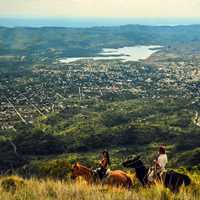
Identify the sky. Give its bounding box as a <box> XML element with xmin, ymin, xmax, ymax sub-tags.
<box><xmin>0</xmin><ymin>0</ymin><xmax>200</xmax><ymax>18</ymax></box>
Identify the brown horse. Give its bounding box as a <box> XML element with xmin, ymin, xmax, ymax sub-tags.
<box><xmin>71</xmin><ymin>163</ymin><xmax>132</xmax><ymax>188</ymax></box>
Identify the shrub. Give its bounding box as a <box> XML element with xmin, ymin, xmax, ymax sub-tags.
<box><xmin>1</xmin><ymin>176</ymin><xmax>25</xmax><ymax>193</ymax></box>
<box><xmin>18</xmin><ymin>159</ymin><xmax>71</xmax><ymax>179</ymax></box>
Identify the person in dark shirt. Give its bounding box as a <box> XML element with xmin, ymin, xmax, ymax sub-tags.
<box><xmin>96</xmin><ymin>150</ymin><xmax>110</xmax><ymax>179</ymax></box>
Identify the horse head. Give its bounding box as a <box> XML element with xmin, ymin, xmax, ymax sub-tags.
<box><xmin>71</xmin><ymin>162</ymin><xmax>93</xmax><ymax>181</ymax></box>
<box><xmin>122</xmin><ymin>155</ymin><xmax>142</xmax><ymax>168</ymax></box>
<box><xmin>71</xmin><ymin>162</ymin><xmax>80</xmax><ymax>179</ymax></box>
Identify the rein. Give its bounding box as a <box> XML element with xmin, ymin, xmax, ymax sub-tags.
<box><xmin>127</xmin><ymin>164</ymin><xmax>147</xmax><ymax>169</ymax></box>
<box><xmin>126</xmin><ymin>163</ymin><xmax>149</xmax><ymax>185</ymax></box>
<box><xmin>134</xmin><ymin>165</ymin><xmax>146</xmax><ymax>169</ymax></box>
<box><xmin>78</xmin><ymin>165</ymin><xmax>93</xmax><ymax>179</ymax></box>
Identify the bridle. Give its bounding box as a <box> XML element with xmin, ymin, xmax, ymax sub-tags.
<box><xmin>125</xmin><ymin>161</ymin><xmax>149</xmax><ymax>184</ymax></box>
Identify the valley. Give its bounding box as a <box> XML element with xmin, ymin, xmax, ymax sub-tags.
<box><xmin>0</xmin><ymin>25</ymin><xmax>199</xmax><ymax>176</ymax></box>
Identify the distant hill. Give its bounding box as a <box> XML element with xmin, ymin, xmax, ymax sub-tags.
<box><xmin>1</xmin><ymin>25</ymin><xmax>200</xmax><ymax>58</ymax></box>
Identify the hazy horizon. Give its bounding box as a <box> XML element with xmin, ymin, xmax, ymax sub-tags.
<box><xmin>1</xmin><ymin>0</ymin><xmax>200</xmax><ymax>27</ymax></box>
<box><xmin>1</xmin><ymin>17</ymin><xmax>200</xmax><ymax>28</ymax></box>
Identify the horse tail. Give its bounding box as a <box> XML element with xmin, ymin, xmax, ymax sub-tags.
<box><xmin>183</xmin><ymin>174</ymin><xmax>191</xmax><ymax>186</ymax></box>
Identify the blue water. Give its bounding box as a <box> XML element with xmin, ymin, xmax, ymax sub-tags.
<box><xmin>0</xmin><ymin>17</ymin><xmax>200</xmax><ymax>28</ymax></box>
<box><xmin>59</xmin><ymin>45</ymin><xmax>162</xmax><ymax>63</ymax></box>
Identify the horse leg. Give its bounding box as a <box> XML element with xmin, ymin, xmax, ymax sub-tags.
<box><xmin>126</xmin><ymin>176</ymin><xmax>133</xmax><ymax>189</ymax></box>
<box><xmin>172</xmin><ymin>176</ymin><xmax>181</xmax><ymax>193</ymax></box>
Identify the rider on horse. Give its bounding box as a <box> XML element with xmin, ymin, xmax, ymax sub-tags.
<box><xmin>148</xmin><ymin>145</ymin><xmax>168</xmax><ymax>182</ymax></box>
<box><xmin>95</xmin><ymin>150</ymin><xmax>110</xmax><ymax>180</ymax></box>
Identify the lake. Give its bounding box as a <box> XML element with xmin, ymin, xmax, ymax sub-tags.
<box><xmin>59</xmin><ymin>45</ymin><xmax>162</xmax><ymax>63</ymax></box>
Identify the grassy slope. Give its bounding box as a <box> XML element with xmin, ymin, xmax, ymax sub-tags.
<box><xmin>0</xmin><ymin>173</ymin><xmax>199</xmax><ymax>200</ymax></box>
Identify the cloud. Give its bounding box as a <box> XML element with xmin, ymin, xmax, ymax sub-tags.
<box><xmin>0</xmin><ymin>0</ymin><xmax>200</xmax><ymax>17</ymax></box>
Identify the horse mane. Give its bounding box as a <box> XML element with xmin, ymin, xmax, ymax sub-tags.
<box><xmin>125</xmin><ymin>159</ymin><xmax>148</xmax><ymax>186</ymax></box>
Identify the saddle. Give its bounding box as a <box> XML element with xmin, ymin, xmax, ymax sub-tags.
<box><xmin>93</xmin><ymin>167</ymin><xmax>110</xmax><ymax>180</ymax></box>
<box><xmin>147</xmin><ymin>167</ymin><xmax>167</xmax><ymax>183</ymax></box>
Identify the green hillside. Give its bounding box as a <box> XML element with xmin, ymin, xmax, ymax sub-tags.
<box><xmin>1</xmin><ymin>25</ymin><xmax>200</xmax><ymax>58</ymax></box>
<box><xmin>0</xmin><ymin>97</ymin><xmax>199</xmax><ymax>176</ymax></box>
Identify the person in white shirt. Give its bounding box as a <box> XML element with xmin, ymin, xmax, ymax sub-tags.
<box><xmin>148</xmin><ymin>145</ymin><xmax>168</xmax><ymax>182</ymax></box>
<box><xmin>156</xmin><ymin>146</ymin><xmax>168</xmax><ymax>171</ymax></box>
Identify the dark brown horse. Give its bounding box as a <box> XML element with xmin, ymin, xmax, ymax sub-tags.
<box><xmin>71</xmin><ymin>162</ymin><xmax>132</xmax><ymax>188</ymax></box>
<box><xmin>122</xmin><ymin>156</ymin><xmax>191</xmax><ymax>192</ymax></box>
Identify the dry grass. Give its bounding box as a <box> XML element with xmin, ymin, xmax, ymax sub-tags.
<box><xmin>0</xmin><ymin>174</ymin><xmax>199</xmax><ymax>200</ymax></box>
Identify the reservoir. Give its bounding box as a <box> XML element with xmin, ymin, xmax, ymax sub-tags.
<box><xmin>59</xmin><ymin>45</ymin><xmax>162</xmax><ymax>63</ymax></box>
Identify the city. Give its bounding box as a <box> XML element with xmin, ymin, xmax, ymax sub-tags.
<box><xmin>1</xmin><ymin>47</ymin><xmax>200</xmax><ymax>129</ymax></box>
